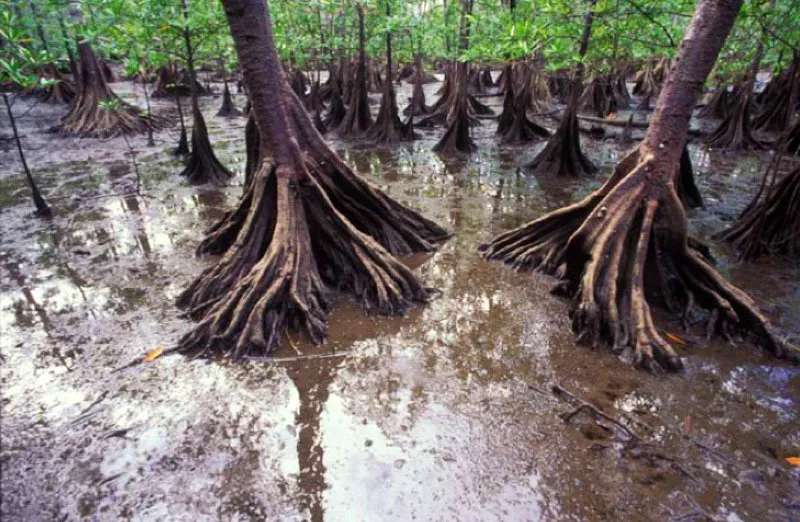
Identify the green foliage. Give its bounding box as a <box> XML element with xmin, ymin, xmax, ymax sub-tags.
<box><xmin>0</xmin><ymin>4</ymin><xmax>50</xmax><ymax>88</ymax></box>
<box><xmin>4</xmin><ymin>0</ymin><xmax>798</xmax><ymax>86</ymax></box>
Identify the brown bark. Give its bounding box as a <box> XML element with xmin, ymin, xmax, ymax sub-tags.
<box><xmin>216</xmin><ymin>80</ymin><xmax>242</xmax><ymax>117</ymax></box>
<box><xmin>482</xmin><ymin>0</ymin><xmax>786</xmax><ymax>371</ymax></box>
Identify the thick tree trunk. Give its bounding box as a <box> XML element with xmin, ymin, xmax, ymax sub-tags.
<box><xmin>482</xmin><ymin>0</ymin><xmax>787</xmax><ymax>371</ymax></box>
<box><xmin>179</xmin><ymin>0</ymin><xmax>449</xmax><ymax>357</ymax></box>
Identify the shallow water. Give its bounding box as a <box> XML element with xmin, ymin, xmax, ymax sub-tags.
<box><xmin>1</xmin><ymin>77</ymin><xmax>799</xmax><ymax>521</ymax></box>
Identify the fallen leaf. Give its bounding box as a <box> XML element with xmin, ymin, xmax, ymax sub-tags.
<box><xmin>665</xmin><ymin>332</ymin><xmax>688</xmax><ymax>346</ymax></box>
<box><xmin>143</xmin><ymin>347</ymin><xmax>165</xmax><ymax>362</ymax></box>
<box><xmin>605</xmin><ymin>112</ymin><xmax>618</xmax><ymax>120</ymax></box>
<box><xmin>786</xmin><ymin>457</ymin><xmax>800</xmax><ymax>467</ymax></box>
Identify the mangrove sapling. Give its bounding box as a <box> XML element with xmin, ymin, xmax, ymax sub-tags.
<box><xmin>524</xmin><ymin>80</ymin><xmax>596</xmax><ymax>177</ymax></box>
<box><xmin>178</xmin><ymin>0</ymin><xmax>447</xmax><ymax>358</ymax></box>
<box><xmin>632</xmin><ymin>63</ymin><xmax>658</xmax><ymax>98</ymax></box>
<box><xmin>720</xmin><ymin>163</ymin><xmax>800</xmax><ymax>260</ymax></box>
<box><xmin>705</xmin><ymin>82</ymin><xmax>765</xmax><ymax>150</ymax></box>
<box><xmin>337</xmin><ymin>6</ymin><xmax>372</xmax><ymax>138</ymax></box>
<box><xmin>611</xmin><ymin>68</ymin><xmax>631</xmax><ymax>109</ymax></box>
<box><xmin>324</xmin><ymin>89</ymin><xmax>347</xmax><ymax>129</ymax></box>
<box><xmin>3</xmin><ymin>92</ymin><xmax>52</xmax><ymax>217</ymax></box>
<box><xmin>529</xmin><ymin>64</ymin><xmax>553</xmax><ymax>112</ymax></box>
<box><xmin>174</xmin><ymin>92</ymin><xmax>190</xmax><ymax>156</ymax></box>
<box><xmin>482</xmin><ymin>0</ymin><xmax>787</xmax><ymax>372</ymax></box>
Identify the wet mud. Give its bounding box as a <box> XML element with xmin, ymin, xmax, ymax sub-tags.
<box><xmin>1</xmin><ymin>77</ymin><xmax>799</xmax><ymax>521</ymax></box>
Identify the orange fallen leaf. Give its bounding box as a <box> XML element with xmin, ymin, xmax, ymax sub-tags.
<box><xmin>665</xmin><ymin>332</ymin><xmax>688</xmax><ymax>346</ymax></box>
<box><xmin>786</xmin><ymin>457</ymin><xmax>800</xmax><ymax>467</ymax></box>
<box><xmin>143</xmin><ymin>347</ymin><xmax>165</xmax><ymax>362</ymax></box>
<box><xmin>605</xmin><ymin>112</ymin><xmax>618</xmax><ymax>120</ymax></box>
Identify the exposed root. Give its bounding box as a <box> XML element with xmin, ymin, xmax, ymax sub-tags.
<box><xmin>705</xmin><ymin>86</ymin><xmax>765</xmax><ymax>151</ymax></box>
<box><xmin>59</xmin><ymin>43</ymin><xmax>155</xmax><ymax>138</ymax></box>
<box><xmin>178</xmin><ymin>161</ymin><xmax>434</xmax><ymax>357</ymax></box>
<box><xmin>180</xmin><ymin>108</ymin><xmax>233</xmax><ymax>186</ymax></box>
<box><xmin>496</xmin><ymin>65</ymin><xmax>550</xmax><ymax>145</ymax></box>
<box><xmin>788</xmin><ymin>118</ymin><xmax>800</xmax><ymax>154</ymax></box>
<box><xmin>580</xmin><ymin>75</ymin><xmax>618</xmax><ymax>118</ymax></box>
<box><xmin>216</xmin><ymin>81</ymin><xmax>242</xmax><ymax>118</ymax></box>
<box><xmin>32</xmin><ymin>64</ymin><xmax>75</xmax><ymax>104</ymax></box>
<box><xmin>753</xmin><ymin>57</ymin><xmax>798</xmax><ymax>134</ymax></box>
<box><xmin>433</xmin><ymin>84</ymin><xmax>476</xmax><ymax>156</ymax></box>
<box><xmin>633</xmin><ymin>65</ymin><xmax>658</xmax><ymax>98</ymax></box>
<box><xmin>611</xmin><ymin>69</ymin><xmax>631</xmax><ymax>109</ymax></box>
<box><xmin>323</xmin><ymin>90</ymin><xmax>347</xmax><ymax>129</ymax></box>
<box><xmin>697</xmin><ymin>87</ymin><xmax>731</xmax><ymax>119</ymax></box>
<box><xmin>403</xmin><ymin>60</ymin><xmax>431</xmax><ymax>117</ymax></box>
<box><xmin>482</xmin><ymin>150</ymin><xmax>782</xmax><ymax>371</ymax></box>
<box><xmin>719</xmin><ymin>163</ymin><xmax>800</xmax><ymax>260</ymax></box>
<box><xmin>523</xmin><ymin>94</ymin><xmax>596</xmax><ymax>177</ymax></box>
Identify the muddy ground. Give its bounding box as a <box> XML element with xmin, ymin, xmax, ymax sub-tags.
<box><xmin>1</xmin><ymin>75</ymin><xmax>799</xmax><ymax>521</ymax></box>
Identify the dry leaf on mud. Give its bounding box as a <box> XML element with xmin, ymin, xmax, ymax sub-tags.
<box><xmin>786</xmin><ymin>457</ymin><xmax>800</xmax><ymax>467</ymax></box>
<box><xmin>143</xmin><ymin>347</ymin><xmax>165</xmax><ymax>362</ymax></box>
